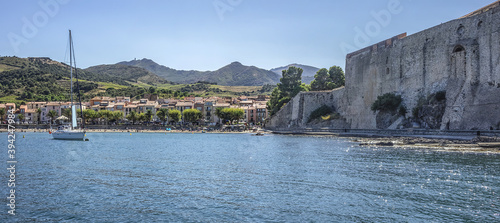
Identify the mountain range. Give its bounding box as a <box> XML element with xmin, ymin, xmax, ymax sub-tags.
<box><xmin>118</xmin><ymin>59</ymin><xmax>290</xmax><ymax>86</ymax></box>
<box><xmin>1</xmin><ymin>56</ymin><xmax>321</xmax><ymax>87</ymax></box>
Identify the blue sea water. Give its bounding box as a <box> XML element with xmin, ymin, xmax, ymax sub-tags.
<box><xmin>0</xmin><ymin>132</ymin><xmax>499</xmax><ymax>222</ymax></box>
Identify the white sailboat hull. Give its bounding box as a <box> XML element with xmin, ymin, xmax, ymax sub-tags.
<box><xmin>52</xmin><ymin>130</ymin><xmax>86</xmax><ymax>140</ymax></box>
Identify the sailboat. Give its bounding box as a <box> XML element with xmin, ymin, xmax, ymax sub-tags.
<box><xmin>52</xmin><ymin>30</ymin><xmax>86</xmax><ymax>140</ymax></box>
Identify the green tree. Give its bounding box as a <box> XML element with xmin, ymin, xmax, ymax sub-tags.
<box><xmin>137</xmin><ymin>113</ymin><xmax>147</xmax><ymax>124</ymax></box>
<box><xmin>168</xmin><ymin>109</ymin><xmax>182</xmax><ymax>124</ymax></box>
<box><xmin>267</xmin><ymin>66</ymin><xmax>308</xmax><ymax>116</ymax></box>
<box><xmin>156</xmin><ymin>108</ymin><xmax>169</xmax><ymax>126</ymax></box>
<box><xmin>144</xmin><ymin>110</ymin><xmax>153</xmax><ymax>125</ymax></box>
<box><xmin>36</xmin><ymin>108</ymin><xmax>42</xmax><ymax>124</ymax></box>
<box><xmin>83</xmin><ymin>109</ymin><xmax>98</xmax><ymax>125</ymax></box>
<box><xmin>278</xmin><ymin>66</ymin><xmax>304</xmax><ymax>98</ymax></box>
<box><xmin>215</xmin><ymin>107</ymin><xmax>227</xmax><ymax>124</ymax></box>
<box><xmin>47</xmin><ymin>110</ymin><xmax>58</xmax><ymax>124</ymax></box>
<box><xmin>111</xmin><ymin>111</ymin><xmax>124</xmax><ymax>124</ymax></box>
<box><xmin>310</xmin><ymin>66</ymin><xmax>345</xmax><ymax>91</ymax></box>
<box><xmin>225</xmin><ymin>108</ymin><xmax>244</xmax><ymax>124</ymax></box>
<box><xmin>62</xmin><ymin>108</ymin><xmax>72</xmax><ymax>119</ymax></box>
<box><xmin>182</xmin><ymin>109</ymin><xmax>202</xmax><ymax>125</ymax></box>
<box><xmin>97</xmin><ymin>110</ymin><xmax>113</xmax><ymax>125</ymax></box>
<box><xmin>328</xmin><ymin>65</ymin><xmax>345</xmax><ymax>89</ymax></box>
<box><xmin>18</xmin><ymin>114</ymin><xmax>25</xmax><ymax>123</ymax></box>
<box><xmin>0</xmin><ymin>108</ymin><xmax>5</xmax><ymax>123</ymax></box>
<box><xmin>126</xmin><ymin>111</ymin><xmax>138</xmax><ymax>125</ymax></box>
<box><xmin>310</xmin><ymin>68</ymin><xmax>330</xmax><ymax>91</ymax></box>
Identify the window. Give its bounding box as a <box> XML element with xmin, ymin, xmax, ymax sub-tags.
<box><xmin>453</xmin><ymin>45</ymin><xmax>465</xmax><ymax>53</ymax></box>
<box><xmin>456</xmin><ymin>25</ymin><xmax>465</xmax><ymax>36</ymax></box>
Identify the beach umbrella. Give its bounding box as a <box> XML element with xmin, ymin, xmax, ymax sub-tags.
<box><xmin>56</xmin><ymin>115</ymin><xmax>69</xmax><ymax>120</ymax></box>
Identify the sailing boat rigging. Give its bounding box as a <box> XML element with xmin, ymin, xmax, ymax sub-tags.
<box><xmin>52</xmin><ymin>30</ymin><xmax>86</xmax><ymax>140</ymax></box>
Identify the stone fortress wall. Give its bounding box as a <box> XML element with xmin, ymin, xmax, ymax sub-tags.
<box><xmin>268</xmin><ymin>2</ymin><xmax>500</xmax><ymax>130</ymax></box>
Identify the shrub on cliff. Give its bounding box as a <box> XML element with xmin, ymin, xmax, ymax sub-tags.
<box><xmin>371</xmin><ymin>93</ymin><xmax>402</xmax><ymax>112</ymax></box>
<box><xmin>308</xmin><ymin>105</ymin><xmax>333</xmax><ymax>122</ymax></box>
<box><xmin>411</xmin><ymin>91</ymin><xmax>447</xmax><ymax>129</ymax></box>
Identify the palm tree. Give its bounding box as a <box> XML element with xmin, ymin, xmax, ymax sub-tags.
<box><xmin>144</xmin><ymin>110</ymin><xmax>153</xmax><ymax>125</ymax></box>
<box><xmin>126</xmin><ymin>111</ymin><xmax>138</xmax><ymax>125</ymax></box>
<box><xmin>62</xmin><ymin>108</ymin><xmax>71</xmax><ymax>119</ymax></box>
<box><xmin>18</xmin><ymin>114</ymin><xmax>25</xmax><ymax>123</ymax></box>
<box><xmin>36</xmin><ymin>108</ymin><xmax>42</xmax><ymax>124</ymax></box>
<box><xmin>137</xmin><ymin>113</ymin><xmax>146</xmax><ymax>125</ymax></box>
<box><xmin>47</xmin><ymin>110</ymin><xmax>58</xmax><ymax>124</ymax></box>
<box><xmin>0</xmin><ymin>108</ymin><xmax>5</xmax><ymax>124</ymax></box>
<box><xmin>215</xmin><ymin>107</ymin><xmax>225</xmax><ymax>125</ymax></box>
<box><xmin>156</xmin><ymin>108</ymin><xmax>169</xmax><ymax>126</ymax></box>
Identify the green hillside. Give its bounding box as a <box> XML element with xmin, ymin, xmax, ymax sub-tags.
<box><xmin>84</xmin><ymin>64</ymin><xmax>169</xmax><ymax>86</ymax></box>
<box><xmin>118</xmin><ymin>58</ymin><xmax>209</xmax><ymax>84</ymax></box>
<box><xmin>0</xmin><ymin>57</ymin><xmax>273</xmax><ymax>104</ymax></box>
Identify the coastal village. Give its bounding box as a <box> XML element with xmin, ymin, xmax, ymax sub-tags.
<box><xmin>0</xmin><ymin>95</ymin><xmax>269</xmax><ymax>127</ymax></box>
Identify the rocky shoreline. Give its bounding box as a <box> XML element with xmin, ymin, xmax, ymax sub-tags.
<box><xmin>270</xmin><ymin>129</ymin><xmax>500</xmax><ymax>153</ymax></box>
<box><xmin>356</xmin><ymin>136</ymin><xmax>500</xmax><ymax>153</ymax></box>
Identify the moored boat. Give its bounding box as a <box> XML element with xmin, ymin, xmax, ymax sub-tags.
<box><xmin>52</xmin><ymin>30</ymin><xmax>86</xmax><ymax>141</ymax></box>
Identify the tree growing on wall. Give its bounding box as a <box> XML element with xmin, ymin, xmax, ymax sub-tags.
<box><xmin>371</xmin><ymin>93</ymin><xmax>402</xmax><ymax>112</ymax></box>
<box><xmin>267</xmin><ymin>66</ymin><xmax>309</xmax><ymax>116</ymax></box>
<box><xmin>310</xmin><ymin>66</ymin><xmax>345</xmax><ymax>91</ymax></box>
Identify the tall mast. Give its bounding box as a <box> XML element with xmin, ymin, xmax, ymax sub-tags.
<box><xmin>69</xmin><ymin>30</ymin><xmax>74</xmax><ymax>108</ymax></box>
<box><xmin>69</xmin><ymin>30</ymin><xmax>86</xmax><ymax>129</ymax></box>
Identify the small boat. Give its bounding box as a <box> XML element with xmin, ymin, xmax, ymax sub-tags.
<box><xmin>252</xmin><ymin>132</ymin><xmax>265</xmax><ymax>136</ymax></box>
<box><xmin>53</xmin><ymin>30</ymin><xmax>86</xmax><ymax>140</ymax></box>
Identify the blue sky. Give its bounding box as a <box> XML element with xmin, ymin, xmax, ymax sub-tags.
<box><xmin>0</xmin><ymin>0</ymin><xmax>495</xmax><ymax>71</ymax></box>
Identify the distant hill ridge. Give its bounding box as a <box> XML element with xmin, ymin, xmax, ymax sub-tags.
<box><xmin>118</xmin><ymin>58</ymin><xmax>281</xmax><ymax>86</ymax></box>
<box><xmin>270</xmin><ymin>63</ymin><xmax>320</xmax><ymax>84</ymax></box>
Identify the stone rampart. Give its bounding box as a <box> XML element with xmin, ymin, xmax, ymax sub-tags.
<box><xmin>268</xmin><ymin>3</ymin><xmax>500</xmax><ymax>130</ymax></box>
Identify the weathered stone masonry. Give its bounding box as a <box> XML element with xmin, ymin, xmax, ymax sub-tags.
<box><xmin>268</xmin><ymin>2</ymin><xmax>500</xmax><ymax>130</ymax></box>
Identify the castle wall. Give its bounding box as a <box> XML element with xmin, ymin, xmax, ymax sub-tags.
<box><xmin>268</xmin><ymin>4</ymin><xmax>500</xmax><ymax>130</ymax></box>
<box><xmin>267</xmin><ymin>89</ymin><xmax>346</xmax><ymax>129</ymax></box>
<box><xmin>344</xmin><ymin>3</ymin><xmax>500</xmax><ymax>130</ymax></box>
